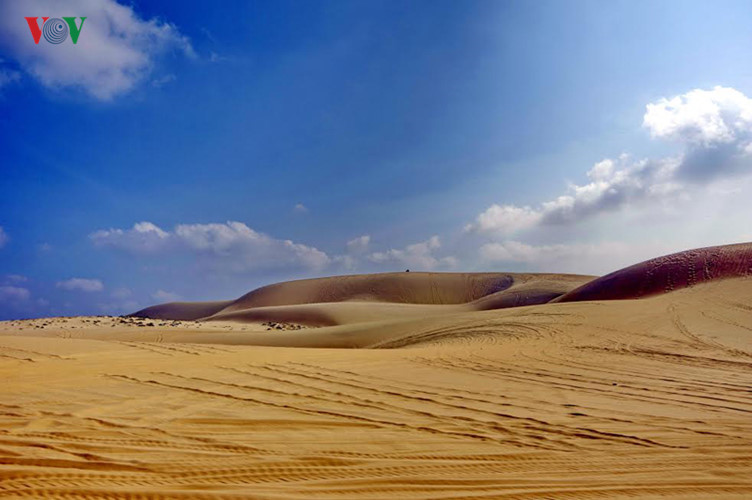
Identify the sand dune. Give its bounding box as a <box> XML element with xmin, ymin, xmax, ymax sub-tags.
<box><xmin>557</xmin><ymin>241</ymin><xmax>752</xmax><ymax>302</ymax></box>
<box><xmin>134</xmin><ymin>272</ymin><xmax>594</xmax><ymax>326</ymax></box>
<box><xmin>1</xmin><ymin>243</ymin><xmax>752</xmax><ymax>498</ymax></box>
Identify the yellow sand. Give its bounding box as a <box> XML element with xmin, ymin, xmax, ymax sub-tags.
<box><xmin>1</xmin><ymin>276</ymin><xmax>751</xmax><ymax>498</ymax></box>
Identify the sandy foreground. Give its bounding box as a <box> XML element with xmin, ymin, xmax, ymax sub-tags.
<box><xmin>1</xmin><ymin>270</ymin><xmax>752</xmax><ymax>498</ymax></box>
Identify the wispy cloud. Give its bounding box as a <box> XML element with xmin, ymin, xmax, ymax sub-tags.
<box><xmin>0</xmin><ymin>64</ymin><xmax>20</xmax><ymax>91</ymax></box>
<box><xmin>110</xmin><ymin>287</ymin><xmax>132</xmax><ymax>299</ymax></box>
<box><xmin>0</xmin><ymin>226</ymin><xmax>7</xmax><ymax>248</ymax></box>
<box><xmin>151</xmin><ymin>73</ymin><xmax>176</xmax><ymax>88</ymax></box>
<box><xmin>0</xmin><ymin>285</ymin><xmax>30</xmax><ymax>302</ymax></box>
<box><xmin>152</xmin><ymin>289</ymin><xmax>181</xmax><ymax>302</ymax></box>
<box><xmin>56</xmin><ymin>278</ymin><xmax>104</xmax><ymax>292</ymax></box>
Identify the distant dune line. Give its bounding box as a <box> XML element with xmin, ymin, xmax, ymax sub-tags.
<box><xmin>132</xmin><ymin>242</ymin><xmax>752</xmax><ymax>326</ymax></box>
<box><xmin>132</xmin><ymin>272</ymin><xmax>593</xmax><ymax>324</ymax></box>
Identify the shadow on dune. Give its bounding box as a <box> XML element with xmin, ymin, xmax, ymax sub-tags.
<box><xmin>555</xmin><ymin>242</ymin><xmax>752</xmax><ymax>303</ymax></box>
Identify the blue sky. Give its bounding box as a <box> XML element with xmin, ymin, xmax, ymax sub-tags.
<box><xmin>2</xmin><ymin>0</ymin><xmax>752</xmax><ymax>319</ymax></box>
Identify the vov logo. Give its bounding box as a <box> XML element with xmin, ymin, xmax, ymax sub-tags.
<box><xmin>25</xmin><ymin>17</ymin><xmax>86</xmax><ymax>45</ymax></box>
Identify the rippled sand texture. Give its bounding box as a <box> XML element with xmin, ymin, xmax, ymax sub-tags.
<box><xmin>1</xmin><ymin>244</ymin><xmax>752</xmax><ymax>499</ymax></box>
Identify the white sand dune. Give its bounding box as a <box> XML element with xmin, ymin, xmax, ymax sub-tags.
<box><xmin>1</xmin><ymin>243</ymin><xmax>752</xmax><ymax>498</ymax></box>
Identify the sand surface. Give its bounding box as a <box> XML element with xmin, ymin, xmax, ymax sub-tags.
<box><xmin>2</xmin><ymin>251</ymin><xmax>752</xmax><ymax>499</ymax></box>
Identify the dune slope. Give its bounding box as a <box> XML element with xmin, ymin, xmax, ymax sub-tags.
<box><xmin>557</xmin><ymin>241</ymin><xmax>752</xmax><ymax>303</ymax></box>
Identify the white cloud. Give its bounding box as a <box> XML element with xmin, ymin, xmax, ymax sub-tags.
<box><xmin>175</xmin><ymin>222</ymin><xmax>330</xmax><ymax>269</ymax></box>
<box><xmin>468</xmin><ymin>155</ymin><xmax>680</xmax><ymax>234</ymax></box>
<box><xmin>644</xmin><ymin>86</ymin><xmax>752</xmax><ymax>147</ymax></box>
<box><xmin>293</xmin><ymin>203</ymin><xmax>309</xmax><ymax>213</ymax></box>
<box><xmin>539</xmin><ymin>155</ymin><xmax>681</xmax><ymax>225</ymax></box>
<box><xmin>0</xmin><ymin>226</ymin><xmax>7</xmax><ymax>248</ymax></box>
<box><xmin>346</xmin><ymin>235</ymin><xmax>370</xmax><ymax>254</ymax></box>
<box><xmin>152</xmin><ymin>289</ymin><xmax>181</xmax><ymax>302</ymax></box>
<box><xmin>5</xmin><ymin>275</ymin><xmax>28</xmax><ymax>284</ymax></box>
<box><xmin>644</xmin><ymin>86</ymin><xmax>752</xmax><ymax>181</ymax></box>
<box><xmin>368</xmin><ymin>236</ymin><xmax>456</xmax><ymax>270</ymax></box>
<box><xmin>0</xmin><ymin>0</ymin><xmax>194</xmax><ymax>100</ymax></box>
<box><xmin>468</xmin><ymin>86</ymin><xmax>752</xmax><ymax>235</ymax></box>
<box><xmin>91</xmin><ymin>221</ymin><xmax>330</xmax><ymax>272</ymax></box>
<box><xmin>90</xmin><ymin>221</ymin><xmax>170</xmax><ymax>253</ymax></box>
<box><xmin>465</xmin><ymin>204</ymin><xmax>542</xmax><ymax>234</ymax></box>
<box><xmin>0</xmin><ymin>285</ymin><xmax>30</xmax><ymax>302</ymax></box>
<box><xmin>56</xmin><ymin>278</ymin><xmax>104</xmax><ymax>292</ymax></box>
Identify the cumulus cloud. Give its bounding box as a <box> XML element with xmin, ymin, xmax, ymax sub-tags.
<box><xmin>346</xmin><ymin>235</ymin><xmax>371</xmax><ymax>254</ymax></box>
<box><xmin>293</xmin><ymin>203</ymin><xmax>309</xmax><ymax>213</ymax></box>
<box><xmin>0</xmin><ymin>0</ymin><xmax>194</xmax><ymax>100</ymax></box>
<box><xmin>175</xmin><ymin>222</ymin><xmax>330</xmax><ymax>270</ymax></box>
<box><xmin>464</xmin><ymin>204</ymin><xmax>542</xmax><ymax>234</ymax></box>
<box><xmin>644</xmin><ymin>86</ymin><xmax>752</xmax><ymax>147</ymax></box>
<box><xmin>56</xmin><ymin>278</ymin><xmax>104</xmax><ymax>292</ymax></box>
<box><xmin>0</xmin><ymin>226</ymin><xmax>7</xmax><ymax>248</ymax></box>
<box><xmin>467</xmin><ymin>155</ymin><xmax>680</xmax><ymax>234</ymax></box>
<box><xmin>91</xmin><ymin>221</ymin><xmax>169</xmax><ymax>253</ymax></box>
<box><xmin>91</xmin><ymin>221</ymin><xmax>330</xmax><ymax>271</ymax></box>
<box><xmin>468</xmin><ymin>86</ymin><xmax>752</xmax><ymax>235</ymax></box>
<box><xmin>644</xmin><ymin>86</ymin><xmax>752</xmax><ymax>181</ymax></box>
<box><xmin>0</xmin><ymin>285</ymin><xmax>31</xmax><ymax>302</ymax></box>
<box><xmin>368</xmin><ymin>236</ymin><xmax>457</xmax><ymax>270</ymax></box>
